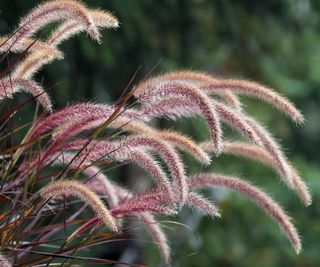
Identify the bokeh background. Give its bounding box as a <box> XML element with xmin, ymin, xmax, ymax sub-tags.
<box><xmin>1</xmin><ymin>0</ymin><xmax>320</xmax><ymax>266</ymax></box>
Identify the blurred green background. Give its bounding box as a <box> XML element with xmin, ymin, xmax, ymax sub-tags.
<box><xmin>1</xmin><ymin>0</ymin><xmax>320</xmax><ymax>266</ymax></box>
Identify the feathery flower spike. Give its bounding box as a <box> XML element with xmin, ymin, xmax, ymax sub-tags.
<box><xmin>157</xmin><ymin>70</ymin><xmax>242</xmax><ymax>110</ymax></box>
<box><xmin>39</xmin><ymin>180</ymin><xmax>118</xmax><ymax>232</ymax></box>
<box><xmin>189</xmin><ymin>173</ymin><xmax>302</xmax><ymax>253</ymax></box>
<box><xmin>186</xmin><ymin>192</ymin><xmax>220</xmax><ymax>217</ymax></box>
<box><xmin>201</xmin><ymin>78</ymin><xmax>304</xmax><ymax>124</ymax></box>
<box><xmin>201</xmin><ymin>141</ymin><xmax>311</xmax><ymax>206</ymax></box>
<box><xmin>0</xmin><ymin>253</ymin><xmax>11</xmax><ymax>267</ymax></box>
<box><xmin>48</xmin><ymin>8</ymin><xmax>119</xmax><ymax>46</ymax></box>
<box><xmin>119</xmin><ymin>135</ymin><xmax>188</xmax><ymax>204</ymax></box>
<box><xmin>0</xmin><ymin>78</ymin><xmax>52</xmax><ymax>112</ymax></box>
<box><xmin>135</xmin><ymin>80</ymin><xmax>223</xmax><ymax>153</ymax></box>
<box><xmin>15</xmin><ymin>0</ymin><xmax>101</xmax><ymax>43</ymax></box>
<box><xmin>55</xmin><ymin>153</ymin><xmax>119</xmax><ymax>207</ymax></box>
<box><xmin>0</xmin><ymin>36</ymin><xmax>60</xmax><ymax>54</ymax></box>
<box><xmin>12</xmin><ymin>48</ymin><xmax>63</xmax><ymax>79</ymax></box>
<box><xmin>142</xmin><ymin>96</ymin><xmax>262</xmax><ymax>146</ymax></box>
<box><xmin>140</xmin><ymin>213</ymin><xmax>171</xmax><ymax>264</ymax></box>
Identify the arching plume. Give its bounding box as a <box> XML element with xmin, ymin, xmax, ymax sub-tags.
<box><xmin>39</xmin><ymin>180</ymin><xmax>118</xmax><ymax>232</ymax></box>
<box><xmin>0</xmin><ymin>36</ymin><xmax>60</xmax><ymax>54</ymax></box>
<box><xmin>201</xmin><ymin>141</ymin><xmax>311</xmax><ymax>206</ymax></box>
<box><xmin>48</xmin><ymin>8</ymin><xmax>119</xmax><ymax>46</ymax></box>
<box><xmin>135</xmin><ymin>80</ymin><xmax>222</xmax><ymax>153</ymax></box>
<box><xmin>189</xmin><ymin>173</ymin><xmax>301</xmax><ymax>254</ymax></box>
<box><xmin>0</xmin><ymin>78</ymin><xmax>52</xmax><ymax>112</ymax></box>
<box><xmin>14</xmin><ymin>0</ymin><xmax>101</xmax><ymax>44</ymax></box>
<box><xmin>152</xmin><ymin>70</ymin><xmax>242</xmax><ymax>110</ymax></box>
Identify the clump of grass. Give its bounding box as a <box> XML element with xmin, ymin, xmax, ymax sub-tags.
<box><xmin>0</xmin><ymin>1</ymin><xmax>310</xmax><ymax>266</ymax></box>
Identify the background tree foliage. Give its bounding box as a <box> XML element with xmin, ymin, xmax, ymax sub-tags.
<box><xmin>0</xmin><ymin>0</ymin><xmax>319</xmax><ymax>266</ymax></box>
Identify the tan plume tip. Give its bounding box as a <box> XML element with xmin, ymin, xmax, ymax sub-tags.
<box><xmin>189</xmin><ymin>173</ymin><xmax>302</xmax><ymax>254</ymax></box>
<box><xmin>39</xmin><ymin>180</ymin><xmax>118</xmax><ymax>232</ymax></box>
<box><xmin>17</xmin><ymin>0</ymin><xmax>101</xmax><ymax>43</ymax></box>
<box><xmin>48</xmin><ymin>9</ymin><xmax>119</xmax><ymax>46</ymax></box>
<box><xmin>0</xmin><ymin>78</ymin><xmax>52</xmax><ymax>112</ymax></box>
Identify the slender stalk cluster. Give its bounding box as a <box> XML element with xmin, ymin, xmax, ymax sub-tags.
<box><xmin>0</xmin><ymin>0</ymin><xmax>310</xmax><ymax>265</ymax></box>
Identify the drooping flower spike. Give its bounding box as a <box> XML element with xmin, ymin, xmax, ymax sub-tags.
<box><xmin>48</xmin><ymin>8</ymin><xmax>119</xmax><ymax>46</ymax></box>
<box><xmin>27</xmin><ymin>103</ymin><xmax>140</xmax><ymax>141</ymax></box>
<box><xmin>136</xmin><ymin>71</ymin><xmax>304</xmax><ymax>124</ymax></box>
<box><xmin>52</xmin><ymin>114</ymin><xmax>211</xmax><ymax>165</ymax></box>
<box><xmin>14</xmin><ymin>0</ymin><xmax>101</xmax><ymax>44</ymax></box>
<box><xmin>189</xmin><ymin>173</ymin><xmax>301</xmax><ymax>254</ymax></box>
<box><xmin>135</xmin><ymin>80</ymin><xmax>223</xmax><ymax>154</ymax></box>
<box><xmin>55</xmin><ymin>152</ymin><xmax>120</xmax><ymax>207</ymax></box>
<box><xmin>0</xmin><ymin>78</ymin><xmax>52</xmax><ymax>112</ymax></box>
<box><xmin>69</xmin><ymin>135</ymin><xmax>188</xmax><ymax>204</ymax></box>
<box><xmin>39</xmin><ymin>179</ymin><xmax>119</xmax><ymax>232</ymax></box>
<box><xmin>201</xmin><ymin>141</ymin><xmax>311</xmax><ymax>206</ymax></box>
<box><xmin>0</xmin><ymin>254</ymin><xmax>11</xmax><ymax>267</ymax></box>
<box><xmin>141</xmin><ymin>96</ymin><xmax>262</xmax><ymax>146</ymax></box>
<box><xmin>0</xmin><ymin>36</ymin><xmax>60</xmax><ymax>54</ymax></box>
<box><xmin>12</xmin><ymin>48</ymin><xmax>64</xmax><ymax>80</ymax></box>
<box><xmin>149</xmin><ymin>70</ymin><xmax>243</xmax><ymax>110</ymax></box>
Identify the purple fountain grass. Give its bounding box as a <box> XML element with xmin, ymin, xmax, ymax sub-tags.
<box><xmin>53</xmin><ymin>115</ymin><xmax>211</xmax><ymax>165</ymax></box>
<box><xmin>150</xmin><ymin>70</ymin><xmax>243</xmax><ymax>110</ymax></box>
<box><xmin>118</xmin><ymin>135</ymin><xmax>188</xmax><ymax>205</ymax></box>
<box><xmin>186</xmin><ymin>192</ymin><xmax>220</xmax><ymax>217</ymax></box>
<box><xmin>140</xmin><ymin>213</ymin><xmax>171</xmax><ymax>264</ymax></box>
<box><xmin>111</xmin><ymin>186</ymin><xmax>173</xmax><ymax>264</ymax></box>
<box><xmin>160</xmin><ymin>71</ymin><xmax>304</xmax><ymax>124</ymax></box>
<box><xmin>0</xmin><ymin>1</ymin><xmax>310</xmax><ymax>265</ymax></box>
<box><xmin>189</xmin><ymin>173</ymin><xmax>302</xmax><ymax>254</ymax></box>
<box><xmin>0</xmin><ymin>78</ymin><xmax>53</xmax><ymax>112</ymax></box>
<box><xmin>27</xmin><ymin>103</ymin><xmax>141</xmax><ymax>141</ymax></box>
<box><xmin>244</xmin><ymin>116</ymin><xmax>295</xmax><ymax>189</ymax></box>
<box><xmin>49</xmin><ymin>139</ymin><xmax>176</xmax><ymax>203</ymax></box>
<box><xmin>201</xmin><ymin>141</ymin><xmax>311</xmax><ymax>206</ymax></box>
<box><xmin>69</xmin><ymin>177</ymin><xmax>172</xmax><ymax>264</ymax></box>
<box><xmin>0</xmin><ymin>36</ymin><xmax>59</xmax><ymax>54</ymax></box>
<box><xmin>106</xmin><ymin>118</ymin><xmax>211</xmax><ymax>164</ymax></box>
<box><xmin>48</xmin><ymin>8</ymin><xmax>119</xmax><ymax>46</ymax></box>
<box><xmin>66</xmin><ymin>135</ymin><xmax>187</xmax><ymax>204</ymax></box>
<box><xmin>141</xmin><ymin>96</ymin><xmax>262</xmax><ymax>146</ymax></box>
<box><xmin>14</xmin><ymin>0</ymin><xmax>101</xmax><ymax>44</ymax></box>
<box><xmin>55</xmin><ymin>152</ymin><xmax>120</xmax><ymax>207</ymax></box>
<box><xmin>111</xmin><ymin>200</ymin><xmax>174</xmax><ymax>217</ymax></box>
<box><xmin>12</xmin><ymin>48</ymin><xmax>64</xmax><ymax>80</ymax></box>
<box><xmin>200</xmin><ymin>78</ymin><xmax>304</xmax><ymax>124</ymax></box>
<box><xmin>39</xmin><ymin>179</ymin><xmax>119</xmax><ymax>232</ymax></box>
<box><xmin>135</xmin><ymin>80</ymin><xmax>223</xmax><ymax>154</ymax></box>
